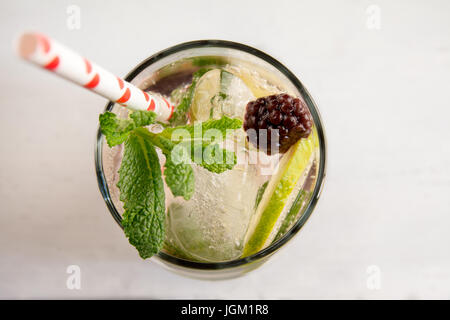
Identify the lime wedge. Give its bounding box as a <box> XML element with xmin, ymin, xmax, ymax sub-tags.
<box><xmin>242</xmin><ymin>130</ymin><xmax>319</xmax><ymax>257</ymax></box>
<box><xmin>189</xmin><ymin>69</ymin><xmax>254</xmax><ymax>122</ymax></box>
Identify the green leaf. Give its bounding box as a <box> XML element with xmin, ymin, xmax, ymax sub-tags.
<box><xmin>169</xmin><ymin>68</ymin><xmax>211</xmax><ymax>126</ymax></box>
<box><xmin>191</xmin><ymin>56</ymin><xmax>227</xmax><ymax>67</ymax></box>
<box><xmin>159</xmin><ymin>116</ymin><xmax>241</xmax><ymax>174</ymax></box>
<box><xmin>163</xmin><ymin>150</ymin><xmax>195</xmax><ymax>200</ymax></box>
<box><xmin>99</xmin><ymin>112</ymin><xmax>135</xmax><ymax>147</ymax></box>
<box><xmin>99</xmin><ymin>110</ymin><xmax>156</xmax><ymax>147</ymax></box>
<box><xmin>198</xmin><ymin>143</ymin><xmax>236</xmax><ymax>173</ymax></box>
<box><xmin>180</xmin><ymin>140</ymin><xmax>237</xmax><ymax>174</ymax></box>
<box><xmin>129</xmin><ymin>110</ymin><xmax>157</xmax><ymax>127</ymax></box>
<box><xmin>132</xmin><ymin>128</ymin><xmax>195</xmax><ymax>200</ymax></box>
<box><xmin>117</xmin><ymin>128</ymin><xmax>165</xmax><ymax>259</ymax></box>
<box><xmin>140</xmin><ymin>122</ymin><xmax>238</xmax><ymax>174</ymax></box>
<box><xmin>160</xmin><ymin>116</ymin><xmax>242</xmax><ymax>142</ymax></box>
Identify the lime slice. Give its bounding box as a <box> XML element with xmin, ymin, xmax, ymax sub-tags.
<box><xmin>242</xmin><ymin>130</ymin><xmax>319</xmax><ymax>257</ymax></box>
<box><xmin>273</xmin><ymin>190</ymin><xmax>312</xmax><ymax>242</ymax></box>
<box><xmin>189</xmin><ymin>69</ymin><xmax>254</xmax><ymax>122</ymax></box>
<box><xmin>227</xmin><ymin>67</ymin><xmax>280</xmax><ymax>98</ymax></box>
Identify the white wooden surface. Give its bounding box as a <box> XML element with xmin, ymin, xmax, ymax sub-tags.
<box><xmin>0</xmin><ymin>0</ymin><xmax>449</xmax><ymax>299</ymax></box>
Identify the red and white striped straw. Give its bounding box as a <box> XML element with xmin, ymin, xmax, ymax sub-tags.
<box><xmin>16</xmin><ymin>32</ymin><xmax>174</xmax><ymax>122</ymax></box>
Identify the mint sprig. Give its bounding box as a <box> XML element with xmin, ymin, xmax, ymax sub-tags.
<box><xmin>142</xmin><ymin>117</ymin><xmax>241</xmax><ymax>174</ymax></box>
<box><xmin>99</xmin><ymin>109</ymin><xmax>242</xmax><ymax>259</ymax></box>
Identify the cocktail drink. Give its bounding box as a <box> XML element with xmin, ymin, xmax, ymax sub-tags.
<box><xmin>96</xmin><ymin>41</ymin><xmax>326</xmax><ymax>279</ymax></box>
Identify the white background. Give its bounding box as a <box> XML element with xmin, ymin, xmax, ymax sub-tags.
<box><xmin>1</xmin><ymin>0</ymin><xmax>449</xmax><ymax>299</ymax></box>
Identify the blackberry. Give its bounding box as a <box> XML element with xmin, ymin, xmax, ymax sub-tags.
<box><xmin>243</xmin><ymin>94</ymin><xmax>312</xmax><ymax>154</ymax></box>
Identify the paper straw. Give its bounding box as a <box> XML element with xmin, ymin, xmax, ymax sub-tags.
<box><xmin>17</xmin><ymin>32</ymin><xmax>174</xmax><ymax>121</ymax></box>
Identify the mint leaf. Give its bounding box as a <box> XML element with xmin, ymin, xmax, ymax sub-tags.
<box><xmin>198</xmin><ymin>143</ymin><xmax>236</xmax><ymax>173</ymax></box>
<box><xmin>164</xmin><ymin>150</ymin><xmax>195</xmax><ymax>200</ymax></box>
<box><xmin>160</xmin><ymin>116</ymin><xmax>242</xmax><ymax>142</ymax></box>
<box><xmin>129</xmin><ymin>110</ymin><xmax>157</xmax><ymax>127</ymax></box>
<box><xmin>117</xmin><ymin>128</ymin><xmax>165</xmax><ymax>259</ymax></box>
<box><xmin>133</xmin><ymin>128</ymin><xmax>195</xmax><ymax>200</ymax></box>
<box><xmin>99</xmin><ymin>112</ymin><xmax>135</xmax><ymax>147</ymax></box>
<box><xmin>143</xmin><ymin>130</ymin><xmax>238</xmax><ymax>175</ymax></box>
<box><xmin>99</xmin><ymin>110</ymin><xmax>156</xmax><ymax>147</ymax></box>
<box><xmin>181</xmin><ymin>140</ymin><xmax>237</xmax><ymax>174</ymax></box>
<box><xmin>169</xmin><ymin>68</ymin><xmax>211</xmax><ymax>126</ymax></box>
<box><xmin>158</xmin><ymin>116</ymin><xmax>241</xmax><ymax>174</ymax></box>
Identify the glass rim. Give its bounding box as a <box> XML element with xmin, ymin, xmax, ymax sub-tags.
<box><xmin>95</xmin><ymin>39</ymin><xmax>327</xmax><ymax>270</ymax></box>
